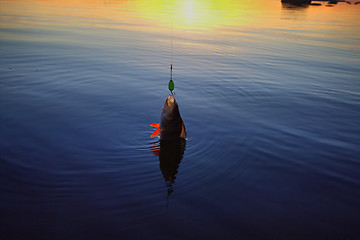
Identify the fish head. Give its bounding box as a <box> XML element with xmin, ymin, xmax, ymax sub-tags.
<box><xmin>159</xmin><ymin>95</ymin><xmax>186</xmax><ymax>141</ymax></box>
<box><xmin>164</xmin><ymin>95</ymin><xmax>178</xmax><ymax>119</ymax></box>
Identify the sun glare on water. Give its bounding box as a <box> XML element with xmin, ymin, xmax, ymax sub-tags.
<box><xmin>1</xmin><ymin>0</ymin><xmax>358</xmax><ymax>53</ymax></box>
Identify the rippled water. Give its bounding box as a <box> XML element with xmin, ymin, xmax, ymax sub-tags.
<box><xmin>1</xmin><ymin>0</ymin><xmax>360</xmax><ymax>239</ymax></box>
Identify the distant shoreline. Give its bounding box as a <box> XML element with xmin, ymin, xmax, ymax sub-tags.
<box><xmin>282</xmin><ymin>0</ymin><xmax>359</xmax><ymax>4</ymax></box>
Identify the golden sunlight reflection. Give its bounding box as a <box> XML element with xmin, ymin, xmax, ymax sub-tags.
<box><xmin>0</xmin><ymin>0</ymin><xmax>267</xmax><ymax>32</ymax></box>
<box><xmin>1</xmin><ymin>0</ymin><xmax>359</xmax><ymax>50</ymax></box>
<box><xmin>2</xmin><ymin>0</ymin><xmax>358</xmax><ymax>32</ymax></box>
<box><xmin>133</xmin><ymin>0</ymin><xmax>267</xmax><ymax>31</ymax></box>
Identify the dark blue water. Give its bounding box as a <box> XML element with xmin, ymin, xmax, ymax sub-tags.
<box><xmin>1</xmin><ymin>0</ymin><xmax>360</xmax><ymax>239</ymax></box>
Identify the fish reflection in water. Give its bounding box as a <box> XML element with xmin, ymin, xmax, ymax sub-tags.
<box><xmin>151</xmin><ymin>139</ymin><xmax>186</xmax><ymax>196</ymax></box>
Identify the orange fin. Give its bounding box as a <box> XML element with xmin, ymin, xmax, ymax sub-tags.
<box><xmin>150</xmin><ymin>123</ymin><xmax>159</xmax><ymax>128</ymax></box>
<box><xmin>150</xmin><ymin>127</ymin><xmax>160</xmax><ymax>137</ymax></box>
<box><xmin>180</xmin><ymin>121</ymin><xmax>187</xmax><ymax>140</ymax></box>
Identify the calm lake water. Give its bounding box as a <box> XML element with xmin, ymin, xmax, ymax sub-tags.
<box><xmin>1</xmin><ymin>0</ymin><xmax>360</xmax><ymax>239</ymax></box>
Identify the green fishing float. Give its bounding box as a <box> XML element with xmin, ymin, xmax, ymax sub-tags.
<box><xmin>168</xmin><ymin>79</ymin><xmax>174</xmax><ymax>93</ymax></box>
<box><xmin>169</xmin><ymin>63</ymin><xmax>174</xmax><ymax>94</ymax></box>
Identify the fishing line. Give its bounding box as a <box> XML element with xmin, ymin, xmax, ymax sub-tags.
<box><xmin>168</xmin><ymin>0</ymin><xmax>174</xmax><ymax>95</ymax></box>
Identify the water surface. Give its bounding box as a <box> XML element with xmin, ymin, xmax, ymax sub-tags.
<box><xmin>1</xmin><ymin>0</ymin><xmax>360</xmax><ymax>239</ymax></box>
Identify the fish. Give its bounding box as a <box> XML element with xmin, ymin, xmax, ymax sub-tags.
<box><xmin>150</xmin><ymin>95</ymin><xmax>186</xmax><ymax>141</ymax></box>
